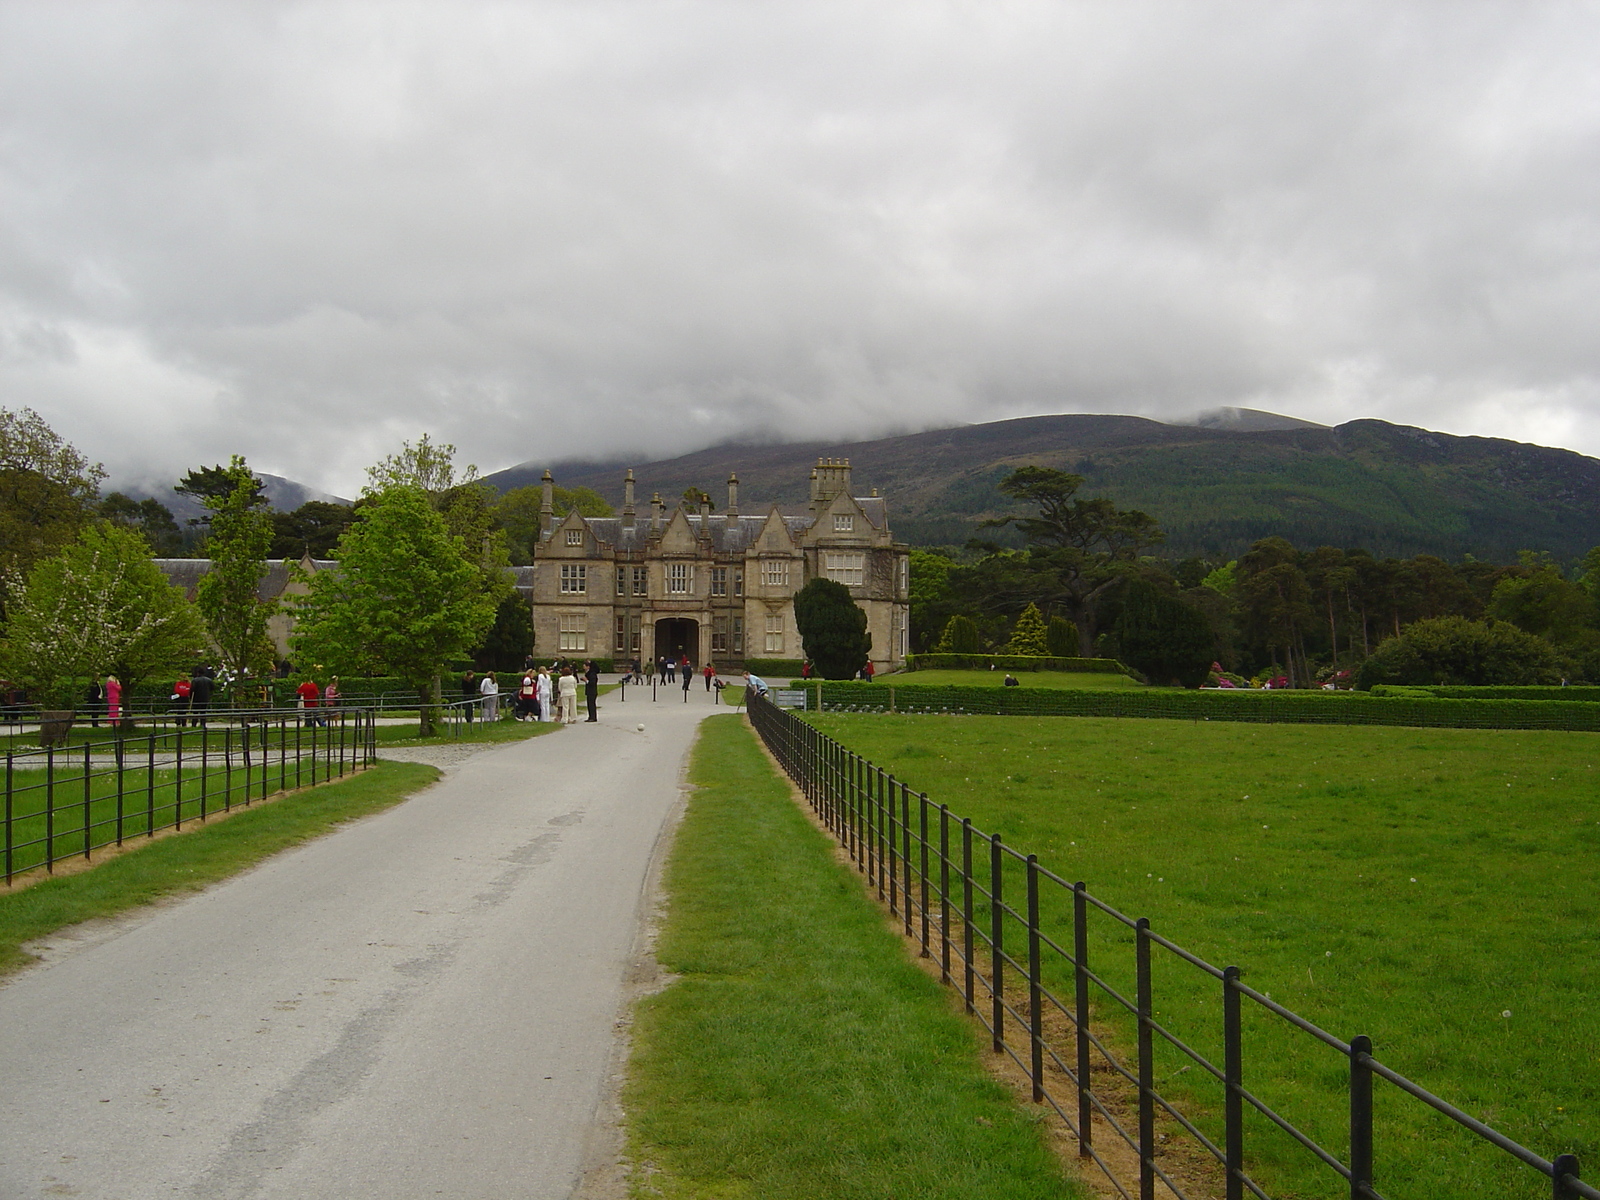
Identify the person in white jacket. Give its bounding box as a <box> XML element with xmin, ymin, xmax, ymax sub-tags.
<box><xmin>479</xmin><ymin>671</ymin><xmax>500</xmax><ymax>721</ymax></box>
<box><xmin>557</xmin><ymin>667</ymin><xmax>579</xmax><ymax>724</ymax></box>
<box><xmin>536</xmin><ymin>667</ymin><xmax>552</xmax><ymax>722</ymax></box>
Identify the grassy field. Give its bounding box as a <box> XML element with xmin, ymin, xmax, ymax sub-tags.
<box><xmin>807</xmin><ymin>712</ymin><xmax>1600</xmax><ymax>1199</ymax></box>
<box><xmin>0</xmin><ymin>760</ymin><xmax>440</xmax><ymax>976</ymax></box>
<box><xmin>623</xmin><ymin>715</ymin><xmax>1082</xmax><ymax>1200</ymax></box>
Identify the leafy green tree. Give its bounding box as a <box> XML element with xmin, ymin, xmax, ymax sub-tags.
<box><xmin>934</xmin><ymin>614</ymin><xmax>984</xmax><ymax>654</ymax></box>
<box><xmin>0</xmin><ymin>407</ymin><xmax>106</xmax><ymax>607</ymax></box>
<box><xmin>1005</xmin><ymin>603</ymin><xmax>1049</xmax><ymax>655</ymax></box>
<box><xmin>1354</xmin><ymin>617</ymin><xmax>1564</xmax><ymax>687</ymax></box>
<box><xmin>472</xmin><ymin>592</ymin><xmax>536</xmax><ymax>671</ymax></box>
<box><xmin>195</xmin><ymin>457</ymin><xmax>278</xmax><ymax>686</ymax></box>
<box><xmin>793</xmin><ymin>577</ymin><xmax>871</xmax><ymax>679</ymax></box>
<box><xmin>980</xmin><ymin>466</ymin><xmax>1163</xmax><ymax>656</ymax></box>
<box><xmin>291</xmin><ymin>486</ymin><xmax>498</xmax><ymax>735</ymax></box>
<box><xmin>1113</xmin><ymin>580</ymin><xmax>1214</xmax><ymax>687</ymax></box>
<box><xmin>270</xmin><ymin>501</ymin><xmax>357</xmax><ymax>560</ymax></box>
<box><xmin>907</xmin><ymin>549</ymin><xmax>959</xmax><ymax>652</ymax></box>
<box><xmin>1487</xmin><ymin>567</ymin><xmax>1597</xmax><ymax>645</ymax></box>
<box><xmin>1</xmin><ymin>523</ymin><xmax>206</xmax><ymax>715</ymax></box>
<box><xmin>100</xmin><ymin>492</ymin><xmax>186</xmax><ymax>556</ymax></box>
<box><xmin>369</xmin><ymin>436</ymin><xmax>512</xmax><ymax>607</ymax></box>
<box><xmin>1045</xmin><ymin>615</ymin><xmax>1078</xmax><ymax>657</ymax></box>
<box><xmin>491</xmin><ymin>484</ymin><xmax>613</xmax><ymax>564</ymax></box>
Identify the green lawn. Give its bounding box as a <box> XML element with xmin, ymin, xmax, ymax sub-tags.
<box><xmin>868</xmin><ymin>670</ymin><xmax>1142</xmax><ymax>689</ymax></box>
<box><xmin>623</xmin><ymin>714</ymin><xmax>1082</xmax><ymax>1200</ymax></box>
<box><xmin>808</xmin><ymin>713</ymin><xmax>1600</xmax><ymax>1199</ymax></box>
<box><xmin>0</xmin><ymin>760</ymin><xmax>440</xmax><ymax>976</ymax></box>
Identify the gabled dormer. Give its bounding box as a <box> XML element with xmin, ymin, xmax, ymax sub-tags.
<box><xmin>552</xmin><ymin>510</ymin><xmax>592</xmax><ymax>555</ymax></box>
<box><xmin>816</xmin><ymin>491</ymin><xmax>874</xmax><ymax>542</ymax></box>
<box><xmin>659</xmin><ymin>506</ymin><xmax>698</xmax><ymax>555</ymax></box>
<box><xmin>752</xmin><ymin>506</ymin><xmax>797</xmax><ymax>554</ymax></box>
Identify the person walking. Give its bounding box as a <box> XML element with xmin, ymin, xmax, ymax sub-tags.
<box><xmin>324</xmin><ymin>676</ymin><xmax>341</xmax><ymax>709</ymax></box>
<box><xmin>296</xmin><ymin>676</ymin><xmax>322</xmax><ymax>727</ymax></box>
<box><xmin>643</xmin><ymin>658</ymin><xmax>655</xmax><ymax>685</ymax></box>
<box><xmin>105</xmin><ymin>675</ymin><xmax>122</xmax><ymax>728</ymax></box>
<box><xmin>557</xmin><ymin>667</ymin><xmax>579</xmax><ymax>724</ymax></box>
<box><xmin>190</xmin><ymin>667</ymin><xmax>214</xmax><ymax>727</ymax></box>
<box><xmin>663</xmin><ymin>656</ymin><xmax>675</xmax><ymax>683</ymax></box>
<box><xmin>461</xmin><ymin>671</ymin><xmax>477</xmax><ymax>724</ymax></box>
<box><xmin>171</xmin><ymin>674</ymin><xmax>192</xmax><ymax>727</ymax></box>
<box><xmin>84</xmin><ymin>677</ymin><xmax>104</xmax><ymax>728</ymax></box>
<box><xmin>583</xmin><ymin>660</ymin><xmax>600</xmax><ymax>722</ymax></box>
<box><xmin>479</xmin><ymin>671</ymin><xmax>500</xmax><ymax>722</ymax></box>
<box><xmin>681</xmin><ymin>663</ymin><xmax>692</xmax><ymax>699</ymax></box>
<box><xmin>702</xmin><ymin>662</ymin><xmax>715</xmax><ymax>691</ymax></box>
<box><xmin>536</xmin><ymin>666</ymin><xmax>552</xmax><ymax>723</ymax></box>
<box><xmin>517</xmin><ymin>670</ymin><xmax>537</xmax><ymax>720</ymax></box>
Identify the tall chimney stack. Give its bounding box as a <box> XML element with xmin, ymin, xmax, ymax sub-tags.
<box><xmin>622</xmin><ymin>468</ymin><xmax>636</xmax><ymax>528</ymax></box>
<box><xmin>727</xmin><ymin>472</ymin><xmax>739</xmax><ymax>518</ymax></box>
<box><xmin>540</xmin><ymin>470</ymin><xmax>555</xmax><ymax>536</ymax></box>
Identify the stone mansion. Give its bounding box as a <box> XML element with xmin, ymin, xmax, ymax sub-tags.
<box><xmin>523</xmin><ymin>459</ymin><xmax>911</xmax><ymax>671</ymax></box>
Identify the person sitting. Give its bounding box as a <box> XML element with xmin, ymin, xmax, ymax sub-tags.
<box><xmin>1003</xmin><ymin>674</ymin><xmax>1020</xmax><ymax>687</ymax></box>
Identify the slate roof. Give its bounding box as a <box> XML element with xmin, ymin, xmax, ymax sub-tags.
<box><xmin>569</xmin><ymin>498</ymin><xmax>886</xmax><ymax>551</ymax></box>
<box><xmin>154</xmin><ymin>559</ymin><xmax>337</xmax><ymax>601</ymax></box>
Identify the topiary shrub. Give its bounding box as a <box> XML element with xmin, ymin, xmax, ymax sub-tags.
<box><xmin>935</xmin><ymin>614</ymin><xmax>984</xmax><ymax>654</ymax></box>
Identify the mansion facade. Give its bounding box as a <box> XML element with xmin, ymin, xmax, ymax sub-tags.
<box><xmin>523</xmin><ymin>459</ymin><xmax>910</xmax><ymax>671</ymax></box>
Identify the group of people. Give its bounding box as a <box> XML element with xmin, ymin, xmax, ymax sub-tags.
<box><xmin>632</xmin><ymin>657</ymin><xmax>720</xmax><ymax>692</ymax></box>
<box><xmin>464</xmin><ymin>661</ymin><xmax>600</xmax><ymax>726</ymax></box>
<box><xmin>293</xmin><ymin>675</ymin><xmax>341</xmax><ymax>726</ymax></box>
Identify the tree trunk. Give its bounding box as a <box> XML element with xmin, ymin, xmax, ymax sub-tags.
<box><xmin>417</xmin><ymin>676</ymin><xmax>440</xmax><ymax>738</ymax></box>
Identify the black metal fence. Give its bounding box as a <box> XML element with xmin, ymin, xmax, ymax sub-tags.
<box><xmin>2</xmin><ymin>706</ymin><xmax>379</xmax><ymax>884</ymax></box>
<box><xmin>747</xmin><ymin>692</ymin><xmax>1594</xmax><ymax>1200</ymax></box>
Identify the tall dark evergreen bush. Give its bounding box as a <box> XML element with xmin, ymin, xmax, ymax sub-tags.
<box><xmin>935</xmin><ymin>614</ymin><xmax>983</xmax><ymax>654</ymax></box>
<box><xmin>1114</xmin><ymin>580</ymin><xmax>1214</xmax><ymax>687</ymax></box>
<box><xmin>793</xmin><ymin>578</ymin><xmax>872</xmax><ymax>679</ymax></box>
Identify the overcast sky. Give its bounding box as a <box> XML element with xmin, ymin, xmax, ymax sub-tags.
<box><xmin>3</xmin><ymin>2</ymin><xmax>1600</xmax><ymax>496</ymax></box>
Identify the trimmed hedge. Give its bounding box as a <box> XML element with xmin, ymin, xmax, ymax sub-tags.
<box><xmin>803</xmin><ymin>682</ymin><xmax>1600</xmax><ymax>732</ymax></box>
<box><xmin>904</xmin><ymin>653</ymin><xmax>1130</xmax><ymax>674</ymax></box>
<box><xmin>743</xmin><ymin>658</ymin><xmax>806</xmax><ymax>677</ymax></box>
<box><xmin>1370</xmin><ymin>684</ymin><xmax>1600</xmax><ymax>703</ymax></box>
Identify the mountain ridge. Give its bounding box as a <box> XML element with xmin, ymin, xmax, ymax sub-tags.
<box><xmin>480</xmin><ymin>414</ymin><xmax>1600</xmax><ymax>562</ymax></box>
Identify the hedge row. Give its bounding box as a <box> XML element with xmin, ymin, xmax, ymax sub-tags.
<box><xmin>743</xmin><ymin>658</ymin><xmax>806</xmax><ymax>676</ymax></box>
<box><xmin>1369</xmin><ymin>684</ymin><xmax>1600</xmax><ymax>703</ymax></box>
<box><xmin>904</xmin><ymin>654</ymin><xmax>1130</xmax><ymax>674</ymax></box>
<box><xmin>801</xmin><ymin>682</ymin><xmax>1600</xmax><ymax>732</ymax></box>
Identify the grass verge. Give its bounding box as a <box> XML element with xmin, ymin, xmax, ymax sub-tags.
<box><xmin>622</xmin><ymin>713</ymin><xmax>1082</xmax><ymax>1200</ymax></box>
<box><xmin>0</xmin><ymin>760</ymin><xmax>440</xmax><ymax>978</ymax></box>
<box><xmin>810</xmin><ymin>713</ymin><xmax>1600</xmax><ymax>1199</ymax></box>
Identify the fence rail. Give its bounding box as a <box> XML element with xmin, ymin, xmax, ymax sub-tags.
<box><xmin>747</xmin><ymin>692</ymin><xmax>1595</xmax><ymax>1199</ymax></box>
<box><xmin>2</xmin><ymin>707</ymin><xmax>379</xmax><ymax>884</ymax></box>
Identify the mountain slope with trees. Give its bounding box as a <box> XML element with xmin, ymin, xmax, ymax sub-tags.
<box><xmin>483</xmin><ymin>414</ymin><xmax>1600</xmax><ymax>562</ymax></box>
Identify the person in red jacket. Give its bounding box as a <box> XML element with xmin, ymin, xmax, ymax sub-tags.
<box><xmin>702</xmin><ymin>662</ymin><xmax>716</xmax><ymax>692</ymax></box>
<box><xmin>296</xmin><ymin>676</ymin><xmax>322</xmax><ymax>727</ymax></box>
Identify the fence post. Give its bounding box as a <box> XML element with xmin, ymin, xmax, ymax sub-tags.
<box><xmin>1027</xmin><ymin>854</ymin><xmax>1043</xmax><ymax>1102</ymax></box>
<box><xmin>886</xmin><ymin>769</ymin><xmax>898</xmax><ymax>916</ymax></box>
<box><xmin>174</xmin><ymin>730</ymin><xmax>184</xmax><ymax>830</ymax></box>
<box><xmin>46</xmin><ymin>745</ymin><xmax>55</xmax><ymax>871</ymax></box>
<box><xmin>991</xmin><ymin>833</ymin><xmax>1005</xmax><ymax>1052</ymax></box>
<box><xmin>902</xmin><ymin>782</ymin><xmax>913</xmax><ymax>938</ymax></box>
<box><xmin>82</xmin><ymin>741</ymin><xmax>92</xmax><ymax>859</ymax></box>
<box><xmin>146</xmin><ymin>732</ymin><xmax>156</xmax><ymax>835</ymax></box>
<box><xmin>1137</xmin><ymin>917</ymin><xmax>1155</xmax><ymax>1200</ymax></box>
<box><xmin>1553</xmin><ymin>1154</ymin><xmax>1582</xmax><ymax>1200</ymax></box>
<box><xmin>939</xmin><ymin>804</ymin><xmax>951</xmax><ymax>982</ymax></box>
<box><xmin>4</xmin><ymin>750</ymin><xmax>12</xmax><ymax>884</ymax></box>
<box><xmin>1224</xmin><ymin>966</ymin><xmax>1244</xmax><ymax>1200</ymax></box>
<box><xmin>1074</xmin><ymin>881</ymin><xmax>1092</xmax><ymax>1158</ymax></box>
<box><xmin>918</xmin><ymin>792</ymin><xmax>930</xmax><ymax>957</ymax></box>
<box><xmin>963</xmin><ymin>818</ymin><xmax>975</xmax><ymax>1014</ymax></box>
<box><xmin>1350</xmin><ymin>1034</ymin><xmax>1373</xmax><ymax>1200</ymax></box>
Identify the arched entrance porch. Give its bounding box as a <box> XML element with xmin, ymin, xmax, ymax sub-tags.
<box><xmin>654</xmin><ymin>618</ymin><xmax>699</xmax><ymax>667</ymax></box>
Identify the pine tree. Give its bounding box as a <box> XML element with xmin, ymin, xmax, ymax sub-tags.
<box><xmin>1006</xmin><ymin>603</ymin><xmax>1049</xmax><ymax>655</ymax></box>
<box><xmin>934</xmin><ymin>614</ymin><xmax>982</xmax><ymax>654</ymax></box>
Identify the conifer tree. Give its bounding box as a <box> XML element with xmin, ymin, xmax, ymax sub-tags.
<box><xmin>1006</xmin><ymin>603</ymin><xmax>1049</xmax><ymax>655</ymax></box>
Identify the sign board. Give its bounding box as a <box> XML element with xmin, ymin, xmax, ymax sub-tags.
<box><xmin>772</xmin><ymin>689</ymin><xmax>808</xmax><ymax>709</ymax></box>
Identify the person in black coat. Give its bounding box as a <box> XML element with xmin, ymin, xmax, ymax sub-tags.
<box><xmin>584</xmin><ymin>660</ymin><xmax>600</xmax><ymax>722</ymax></box>
<box><xmin>190</xmin><ymin>666</ymin><xmax>215</xmax><ymax>726</ymax></box>
<box><xmin>461</xmin><ymin>672</ymin><xmax>477</xmax><ymax>723</ymax></box>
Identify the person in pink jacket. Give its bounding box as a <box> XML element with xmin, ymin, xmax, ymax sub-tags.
<box><xmin>105</xmin><ymin>675</ymin><xmax>122</xmax><ymax>726</ymax></box>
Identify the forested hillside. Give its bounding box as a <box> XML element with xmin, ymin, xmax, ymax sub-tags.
<box><xmin>484</xmin><ymin>414</ymin><xmax>1600</xmax><ymax>561</ymax></box>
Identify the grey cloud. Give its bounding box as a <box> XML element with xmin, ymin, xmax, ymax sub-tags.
<box><xmin>2</xmin><ymin>1</ymin><xmax>1600</xmax><ymax>495</ymax></box>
